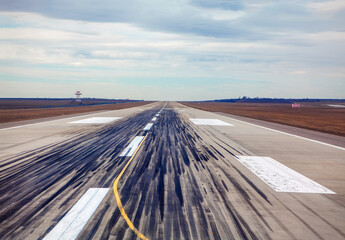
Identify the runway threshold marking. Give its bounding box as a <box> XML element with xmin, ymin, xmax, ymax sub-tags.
<box><xmin>113</xmin><ymin>133</ymin><xmax>149</xmax><ymax>240</ymax></box>
<box><xmin>327</xmin><ymin>104</ymin><xmax>345</xmax><ymax>108</ymax></box>
<box><xmin>237</xmin><ymin>156</ymin><xmax>335</xmax><ymax>194</ymax></box>
<box><xmin>43</xmin><ymin>188</ymin><xmax>109</xmax><ymax>240</ymax></box>
<box><xmin>189</xmin><ymin>118</ymin><xmax>233</xmax><ymax>126</ymax></box>
<box><xmin>0</xmin><ymin>111</ymin><xmax>116</xmax><ymax>131</ymax></box>
<box><xmin>69</xmin><ymin>117</ymin><xmax>121</xmax><ymax>124</ymax></box>
<box><xmin>221</xmin><ymin>116</ymin><xmax>345</xmax><ymax>151</ymax></box>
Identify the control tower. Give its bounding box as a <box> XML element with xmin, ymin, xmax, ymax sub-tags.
<box><xmin>75</xmin><ymin>90</ymin><xmax>82</xmax><ymax>102</ymax></box>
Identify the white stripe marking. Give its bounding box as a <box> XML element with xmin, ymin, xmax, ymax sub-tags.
<box><xmin>237</xmin><ymin>156</ymin><xmax>335</xmax><ymax>194</ymax></box>
<box><xmin>327</xmin><ymin>104</ymin><xmax>345</xmax><ymax>108</ymax></box>
<box><xmin>190</xmin><ymin>118</ymin><xmax>233</xmax><ymax>126</ymax></box>
<box><xmin>157</xmin><ymin>102</ymin><xmax>167</xmax><ymax>113</ymax></box>
<box><xmin>43</xmin><ymin>188</ymin><xmax>109</xmax><ymax>240</ymax></box>
<box><xmin>221</xmin><ymin>116</ymin><xmax>345</xmax><ymax>151</ymax></box>
<box><xmin>152</xmin><ymin>117</ymin><xmax>157</xmax><ymax>122</ymax></box>
<box><xmin>143</xmin><ymin>123</ymin><xmax>153</xmax><ymax>131</ymax></box>
<box><xmin>69</xmin><ymin>117</ymin><xmax>120</xmax><ymax>124</ymax></box>
<box><xmin>119</xmin><ymin>136</ymin><xmax>145</xmax><ymax>157</ymax></box>
<box><xmin>0</xmin><ymin>111</ymin><xmax>118</xmax><ymax>131</ymax></box>
<box><xmin>0</xmin><ymin>123</ymin><xmax>40</xmax><ymax>131</ymax></box>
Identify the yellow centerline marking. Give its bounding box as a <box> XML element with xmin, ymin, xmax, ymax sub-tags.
<box><xmin>113</xmin><ymin>133</ymin><xmax>149</xmax><ymax>240</ymax></box>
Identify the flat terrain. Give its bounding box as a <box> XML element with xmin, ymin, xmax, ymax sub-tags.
<box><xmin>0</xmin><ymin>100</ymin><xmax>153</xmax><ymax>124</ymax></box>
<box><xmin>182</xmin><ymin>102</ymin><xmax>345</xmax><ymax>136</ymax></box>
<box><xmin>0</xmin><ymin>102</ymin><xmax>344</xmax><ymax>239</ymax></box>
<box><xmin>0</xmin><ymin>98</ymin><xmax>138</xmax><ymax>109</ymax></box>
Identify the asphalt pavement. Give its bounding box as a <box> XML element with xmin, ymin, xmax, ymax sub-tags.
<box><xmin>0</xmin><ymin>102</ymin><xmax>344</xmax><ymax>240</ymax></box>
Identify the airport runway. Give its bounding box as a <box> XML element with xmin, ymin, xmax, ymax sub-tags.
<box><xmin>0</xmin><ymin>102</ymin><xmax>344</xmax><ymax>240</ymax></box>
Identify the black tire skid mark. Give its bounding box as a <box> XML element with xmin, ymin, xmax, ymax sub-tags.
<box><xmin>0</xmin><ymin>109</ymin><xmax>157</xmax><ymax>239</ymax></box>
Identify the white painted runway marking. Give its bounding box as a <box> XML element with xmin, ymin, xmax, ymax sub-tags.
<box><xmin>189</xmin><ymin>118</ymin><xmax>233</xmax><ymax>126</ymax></box>
<box><xmin>0</xmin><ymin>123</ymin><xmax>41</xmax><ymax>131</ymax></box>
<box><xmin>221</xmin><ymin>115</ymin><xmax>345</xmax><ymax>151</ymax></box>
<box><xmin>143</xmin><ymin>123</ymin><xmax>153</xmax><ymax>131</ymax></box>
<box><xmin>0</xmin><ymin>112</ymin><xmax>115</xmax><ymax>131</ymax></box>
<box><xmin>157</xmin><ymin>102</ymin><xmax>167</xmax><ymax>114</ymax></box>
<box><xmin>152</xmin><ymin>117</ymin><xmax>157</xmax><ymax>122</ymax></box>
<box><xmin>43</xmin><ymin>188</ymin><xmax>109</xmax><ymax>240</ymax></box>
<box><xmin>69</xmin><ymin>117</ymin><xmax>121</xmax><ymax>124</ymax></box>
<box><xmin>119</xmin><ymin>136</ymin><xmax>145</xmax><ymax>157</ymax></box>
<box><xmin>237</xmin><ymin>156</ymin><xmax>335</xmax><ymax>194</ymax></box>
<box><xmin>327</xmin><ymin>104</ymin><xmax>345</xmax><ymax>108</ymax></box>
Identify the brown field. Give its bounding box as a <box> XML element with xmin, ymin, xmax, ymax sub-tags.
<box><xmin>0</xmin><ymin>98</ymin><xmax>138</xmax><ymax>109</ymax></box>
<box><xmin>0</xmin><ymin>101</ymin><xmax>154</xmax><ymax>124</ymax></box>
<box><xmin>181</xmin><ymin>102</ymin><xmax>345</xmax><ymax>136</ymax></box>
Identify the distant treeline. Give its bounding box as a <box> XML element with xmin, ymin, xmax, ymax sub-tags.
<box><xmin>0</xmin><ymin>98</ymin><xmax>143</xmax><ymax>110</ymax></box>
<box><xmin>0</xmin><ymin>98</ymin><xmax>142</xmax><ymax>102</ymax></box>
<box><xmin>204</xmin><ymin>97</ymin><xmax>345</xmax><ymax>103</ymax></box>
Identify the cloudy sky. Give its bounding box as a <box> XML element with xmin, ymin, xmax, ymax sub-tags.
<box><xmin>0</xmin><ymin>0</ymin><xmax>344</xmax><ymax>100</ymax></box>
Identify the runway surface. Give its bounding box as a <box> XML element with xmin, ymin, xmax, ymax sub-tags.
<box><xmin>0</xmin><ymin>102</ymin><xmax>344</xmax><ymax>239</ymax></box>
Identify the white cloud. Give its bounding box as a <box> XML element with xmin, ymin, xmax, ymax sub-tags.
<box><xmin>308</xmin><ymin>0</ymin><xmax>345</xmax><ymax>14</ymax></box>
<box><xmin>194</xmin><ymin>6</ymin><xmax>245</xmax><ymax>21</ymax></box>
<box><xmin>0</xmin><ymin>4</ymin><xmax>344</xmax><ymax>100</ymax></box>
<box><xmin>306</xmin><ymin>31</ymin><xmax>345</xmax><ymax>41</ymax></box>
<box><xmin>290</xmin><ymin>70</ymin><xmax>307</xmax><ymax>75</ymax></box>
<box><xmin>0</xmin><ymin>28</ymin><xmax>81</xmax><ymax>41</ymax></box>
<box><xmin>0</xmin><ymin>43</ymin><xmax>73</xmax><ymax>64</ymax></box>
